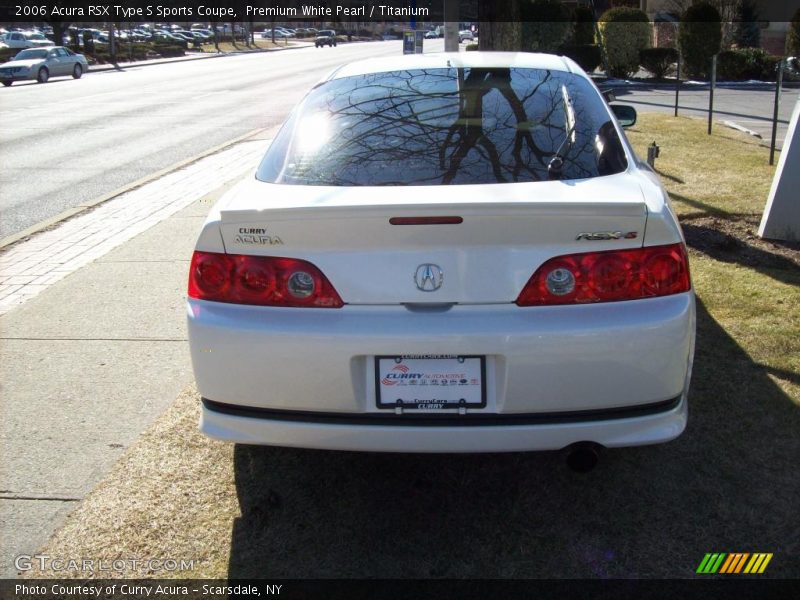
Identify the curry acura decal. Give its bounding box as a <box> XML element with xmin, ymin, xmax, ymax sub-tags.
<box><xmin>234</xmin><ymin>227</ymin><xmax>283</xmax><ymax>246</ymax></box>
<box><xmin>380</xmin><ymin>363</ymin><xmax>475</xmax><ymax>387</ymax></box>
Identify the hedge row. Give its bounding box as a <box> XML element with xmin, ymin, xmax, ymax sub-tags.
<box><xmin>639</xmin><ymin>47</ymin><xmax>679</xmax><ymax>80</ymax></box>
<box><xmin>717</xmin><ymin>48</ymin><xmax>782</xmax><ymax>81</ymax></box>
<box><xmin>68</xmin><ymin>42</ymin><xmax>186</xmax><ymax>63</ymax></box>
<box><xmin>598</xmin><ymin>6</ymin><xmax>651</xmax><ymax>79</ymax></box>
<box><xmin>560</xmin><ymin>45</ymin><xmax>781</xmax><ymax>81</ymax></box>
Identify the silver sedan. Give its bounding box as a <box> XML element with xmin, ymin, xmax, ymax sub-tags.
<box><xmin>0</xmin><ymin>46</ymin><xmax>89</xmax><ymax>86</ymax></box>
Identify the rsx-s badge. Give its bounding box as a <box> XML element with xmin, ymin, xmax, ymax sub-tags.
<box><xmin>576</xmin><ymin>231</ymin><xmax>638</xmax><ymax>241</ymax></box>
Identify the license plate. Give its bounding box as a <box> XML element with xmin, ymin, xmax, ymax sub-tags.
<box><xmin>375</xmin><ymin>355</ymin><xmax>486</xmax><ymax>410</ymax></box>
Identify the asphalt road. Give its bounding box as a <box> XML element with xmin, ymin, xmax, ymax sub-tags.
<box><xmin>613</xmin><ymin>82</ymin><xmax>799</xmax><ymax>146</ymax></box>
<box><xmin>0</xmin><ymin>39</ymin><xmax>443</xmax><ymax>240</ymax></box>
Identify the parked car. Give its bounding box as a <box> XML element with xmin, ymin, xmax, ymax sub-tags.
<box><xmin>170</xmin><ymin>32</ymin><xmax>195</xmax><ymax>42</ymax></box>
<box><xmin>458</xmin><ymin>30</ymin><xmax>475</xmax><ymax>43</ymax></box>
<box><xmin>189</xmin><ymin>30</ymin><xmax>215</xmax><ymax>41</ymax></box>
<box><xmin>153</xmin><ymin>32</ymin><xmax>189</xmax><ymax>47</ymax></box>
<box><xmin>424</xmin><ymin>30</ymin><xmax>438</xmax><ymax>39</ymax></box>
<box><xmin>783</xmin><ymin>56</ymin><xmax>800</xmax><ymax>82</ymax></box>
<box><xmin>0</xmin><ymin>46</ymin><xmax>88</xmax><ymax>85</ymax></box>
<box><xmin>0</xmin><ymin>31</ymin><xmax>54</xmax><ymax>49</ymax></box>
<box><xmin>261</xmin><ymin>29</ymin><xmax>291</xmax><ymax>39</ymax></box>
<box><xmin>187</xmin><ymin>52</ymin><xmax>694</xmax><ymax>462</ymax></box>
<box><xmin>315</xmin><ymin>30</ymin><xmax>337</xmax><ymax>47</ymax></box>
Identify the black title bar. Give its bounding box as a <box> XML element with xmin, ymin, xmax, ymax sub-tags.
<box><xmin>1</xmin><ymin>1</ymin><xmax>798</xmax><ymax>24</ymax></box>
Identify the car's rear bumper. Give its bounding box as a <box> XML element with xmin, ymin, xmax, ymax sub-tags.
<box><xmin>188</xmin><ymin>293</ymin><xmax>695</xmax><ymax>416</ymax></box>
<box><xmin>200</xmin><ymin>393</ymin><xmax>688</xmax><ymax>452</ymax></box>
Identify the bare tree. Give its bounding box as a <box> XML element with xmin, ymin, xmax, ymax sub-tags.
<box><xmin>479</xmin><ymin>1</ymin><xmax>522</xmax><ymax>51</ymax></box>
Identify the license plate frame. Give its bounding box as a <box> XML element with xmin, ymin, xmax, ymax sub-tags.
<box><xmin>374</xmin><ymin>355</ymin><xmax>486</xmax><ymax>410</ymax></box>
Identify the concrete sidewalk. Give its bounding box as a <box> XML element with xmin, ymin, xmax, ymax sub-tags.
<box><xmin>0</xmin><ymin>135</ymin><xmax>270</xmax><ymax>577</ymax></box>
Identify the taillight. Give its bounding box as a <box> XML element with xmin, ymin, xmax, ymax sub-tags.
<box><xmin>516</xmin><ymin>243</ymin><xmax>690</xmax><ymax>306</ymax></box>
<box><xmin>188</xmin><ymin>251</ymin><xmax>343</xmax><ymax>308</ymax></box>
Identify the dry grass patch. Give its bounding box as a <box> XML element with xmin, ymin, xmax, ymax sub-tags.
<box><xmin>627</xmin><ymin>113</ymin><xmax>777</xmax><ymax>218</ymax></box>
<box><xmin>691</xmin><ymin>254</ymin><xmax>800</xmax><ymax>402</ymax></box>
<box><xmin>202</xmin><ymin>40</ymin><xmax>296</xmax><ymax>53</ymax></box>
<box><xmin>24</xmin><ymin>387</ymin><xmax>238</xmax><ymax>579</ymax></box>
<box><xmin>628</xmin><ymin>114</ymin><xmax>798</xmax><ymax>406</ymax></box>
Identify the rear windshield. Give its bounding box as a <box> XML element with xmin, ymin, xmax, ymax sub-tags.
<box><xmin>257</xmin><ymin>67</ymin><xmax>628</xmax><ymax>186</ymax></box>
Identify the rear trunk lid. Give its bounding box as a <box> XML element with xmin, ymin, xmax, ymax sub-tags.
<box><xmin>218</xmin><ymin>174</ymin><xmax>647</xmax><ymax>305</ymax></box>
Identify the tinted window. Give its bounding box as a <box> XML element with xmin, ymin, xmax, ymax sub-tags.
<box><xmin>258</xmin><ymin>67</ymin><xmax>627</xmax><ymax>186</ymax></box>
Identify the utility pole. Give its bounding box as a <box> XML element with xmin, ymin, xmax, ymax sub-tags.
<box><xmin>109</xmin><ymin>21</ymin><xmax>116</xmax><ymax>63</ymax></box>
<box><xmin>444</xmin><ymin>0</ymin><xmax>459</xmax><ymax>52</ymax></box>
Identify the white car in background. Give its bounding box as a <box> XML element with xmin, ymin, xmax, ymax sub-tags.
<box><xmin>261</xmin><ymin>28</ymin><xmax>291</xmax><ymax>39</ymax></box>
<box><xmin>0</xmin><ymin>47</ymin><xmax>88</xmax><ymax>85</ymax></box>
<box><xmin>459</xmin><ymin>30</ymin><xmax>475</xmax><ymax>43</ymax></box>
<box><xmin>0</xmin><ymin>31</ymin><xmax>54</xmax><ymax>49</ymax></box>
<box><xmin>187</xmin><ymin>52</ymin><xmax>694</xmax><ymax>469</ymax></box>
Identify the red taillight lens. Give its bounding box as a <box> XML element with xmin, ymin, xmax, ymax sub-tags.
<box><xmin>188</xmin><ymin>252</ymin><xmax>343</xmax><ymax>308</ymax></box>
<box><xmin>516</xmin><ymin>243</ymin><xmax>690</xmax><ymax>306</ymax></box>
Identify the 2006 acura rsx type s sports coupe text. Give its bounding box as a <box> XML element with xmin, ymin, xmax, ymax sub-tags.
<box><xmin>187</xmin><ymin>52</ymin><xmax>695</xmax><ymax>455</ymax></box>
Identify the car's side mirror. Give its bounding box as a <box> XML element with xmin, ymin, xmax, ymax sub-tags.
<box><xmin>611</xmin><ymin>104</ymin><xmax>637</xmax><ymax>128</ymax></box>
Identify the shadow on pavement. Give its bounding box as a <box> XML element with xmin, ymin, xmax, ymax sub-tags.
<box><xmin>227</xmin><ymin>300</ymin><xmax>799</xmax><ymax>578</ymax></box>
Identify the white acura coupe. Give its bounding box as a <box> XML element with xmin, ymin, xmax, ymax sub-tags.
<box><xmin>187</xmin><ymin>52</ymin><xmax>694</xmax><ymax>464</ymax></box>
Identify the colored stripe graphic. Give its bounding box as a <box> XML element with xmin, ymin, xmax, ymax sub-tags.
<box><xmin>720</xmin><ymin>553</ymin><xmax>749</xmax><ymax>573</ymax></box>
<box><xmin>697</xmin><ymin>553</ymin><xmax>726</xmax><ymax>574</ymax></box>
<box><xmin>744</xmin><ymin>553</ymin><xmax>773</xmax><ymax>574</ymax></box>
<box><xmin>698</xmin><ymin>552</ymin><xmax>773</xmax><ymax>574</ymax></box>
<box><xmin>719</xmin><ymin>554</ymin><xmax>736</xmax><ymax>574</ymax></box>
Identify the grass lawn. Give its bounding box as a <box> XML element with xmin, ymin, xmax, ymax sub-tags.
<box><xmin>23</xmin><ymin>115</ymin><xmax>800</xmax><ymax>579</ymax></box>
<box><xmin>627</xmin><ymin>114</ymin><xmax>799</xmax><ymax>402</ymax></box>
<box><xmin>196</xmin><ymin>40</ymin><xmax>299</xmax><ymax>53</ymax></box>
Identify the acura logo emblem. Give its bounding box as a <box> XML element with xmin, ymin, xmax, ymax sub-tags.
<box><xmin>414</xmin><ymin>264</ymin><xmax>443</xmax><ymax>292</ymax></box>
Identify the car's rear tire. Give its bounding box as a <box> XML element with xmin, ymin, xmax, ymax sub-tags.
<box><xmin>1</xmin><ymin>80</ymin><xmax>11</xmax><ymax>87</ymax></box>
<box><xmin>72</xmin><ymin>64</ymin><xmax>82</xmax><ymax>79</ymax></box>
<box><xmin>37</xmin><ymin>67</ymin><xmax>49</xmax><ymax>83</ymax></box>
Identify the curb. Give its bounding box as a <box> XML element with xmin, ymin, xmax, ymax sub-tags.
<box><xmin>721</xmin><ymin>120</ymin><xmax>763</xmax><ymax>139</ymax></box>
<box><xmin>0</xmin><ymin>127</ymin><xmax>268</xmax><ymax>251</ymax></box>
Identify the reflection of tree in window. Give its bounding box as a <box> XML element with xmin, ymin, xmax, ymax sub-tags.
<box><xmin>257</xmin><ymin>68</ymin><xmax>628</xmax><ymax>187</ymax></box>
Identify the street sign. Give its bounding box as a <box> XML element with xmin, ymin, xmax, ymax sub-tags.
<box><xmin>403</xmin><ymin>30</ymin><xmax>423</xmax><ymax>54</ymax></box>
